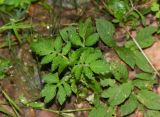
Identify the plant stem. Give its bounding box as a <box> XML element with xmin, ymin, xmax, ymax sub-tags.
<box><xmin>126</xmin><ymin>30</ymin><xmax>160</xmax><ymax>77</ymax></box>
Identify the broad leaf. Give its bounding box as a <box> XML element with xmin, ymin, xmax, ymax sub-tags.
<box><xmin>90</xmin><ymin>60</ymin><xmax>110</xmax><ymax>74</ymax></box>
<box><xmin>102</xmin><ymin>82</ymin><xmax>133</xmax><ymax>106</ymax></box>
<box><xmin>136</xmin><ymin>26</ymin><xmax>157</xmax><ymax>48</ymax></box>
<box><xmin>85</xmin><ymin>33</ymin><xmax>99</xmax><ymax>46</ymax></box>
<box><xmin>42</xmin><ymin>73</ymin><xmax>59</xmax><ymax>84</ymax></box>
<box><xmin>69</xmin><ymin>31</ymin><xmax>83</xmax><ymax>47</ymax></box>
<box><xmin>144</xmin><ymin>110</ymin><xmax>160</xmax><ymax>117</ymax></box>
<box><xmin>135</xmin><ymin>73</ymin><xmax>155</xmax><ymax>81</ymax></box>
<box><xmin>136</xmin><ymin>90</ymin><xmax>160</xmax><ymax>110</ymax></box>
<box><xmin>100</xmin><ymin>79</ymin><xmax>116</xmax><ymax>87</ymax></box>
<box><xmin>120</xmin><ymin>95</ymin><xmax>138</xmax><ymax>116</ymax></box>
<box><xmin>89</xmin><ymin>104</ymin><xmax>108</xmax><ymax>117</ymax></box>
<box><xmin>79</xmin><ymin>18</ymin><xmax>93</xmax><ymax>39</ymax></box>
<box><xmin>115</xmin><ymin>47</ymin><xmax>135</xmax><ymax>68</ymax></box>
<box><xmin>41</xmin><ymin>53</ymin><xmax>55</xmax><ymax>64</ymax></box>
<box><xmin>96</xmin><ymin>19</ymin><xmax>116</xmax><ymax>47</ymax></box>
<box><xmin>111</xmin><ymin>62</ymin><xmax>128</xmax><ymax>82</ymax></box>
<box><xmin>85</xmin><ymin>49</ymin><xmax>102</xmax><ymax>64</ymax></box>
<box><xmin>41</xmin><ymin>84</ymin><xmax>57</xmax><ymax>103</ymax></box>
<box><xmin>134</xmin><ymin>51</ymin><xmax>153</xmax><ymax>73</ymax></box>
<box><xmin>30</xmin><ymin>39</ymin><xmax>54</xmax><ymax>55</ymax></box>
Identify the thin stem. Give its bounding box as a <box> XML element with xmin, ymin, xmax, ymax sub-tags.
<box><xmin>126</xmin><ymin>30</ymin><xmax>160</xmax><ymax>77</ymax></box>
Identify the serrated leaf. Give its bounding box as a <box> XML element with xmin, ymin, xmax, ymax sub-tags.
<box><xmin>69</xmin><ymin>48</ymin><xmax>84</xmax><ymax>64</ymax></box>
<box><xmin>100</xmin><ymin>79</ymin><xmax>116</xmax><ymax>87</ymax></box>
<box><xmin>80</xmin><ymin>48</ymin><xmax>94</xmax><ymax>63</ymax></box>
<box><xmin>54</xmin><ymin>36</ymin><xmax>62</xmax><ymax>52</ymax></box>
<box><xmin>89</xmin><ymin>79</ymin><xmax>102</xmax><ymax>93</ymax></box>
<box><xmin>102</xmin><ymin>82</ymin><xmax>133</xmax><ymax>106</ymax></box>
<box><xmin>136</xmin><ymin>26</ymin><xmax>157</xmax><ymax>48</ymax></box>
<box><xmin>111</xmin><ymin>62</ymin><xmax>128</xmax><ymax>82</ymax></box>
<box><xmin>41</xmin><ymin>53</ymin><xmax>55</xmax><ymax>64</ymax></box>
<box><xmin>62</xmin><ymin>42</ymin><xmax>71</xmax><ymax>55</ymax></box>
<box><xmin>60</xmin><ymin>26</ymin><xmax>76</xmax><ymax>42</ymax></box>
<box><xmin>115</xmin><ymin>47</ymin><xmax>135</xmax><ymax>68</ymax></box>
<box><xmin>63</xmin><ymin>82</ymin><xmax>72</xmax><ymax>97</ymax></box>
<box><xmin>83</xmin><ymin>66</ymin><xmax>93</xmax><ymax>79</ymax></box>
<box><xmin>57</xmin><ymin>85</ymin><xmax>66</xmax><ymax>105</ymax></box>
<box><xmin>89</xmin><ymin>104</ymin><xmax>108</xmax><ymax>117</ymax></box>
<box><xmin>90</xmin><ymin>60</ymin><xmax>110</xmax><ymax>74</ymax></box>
<box><xmin>72</xmin><ymin>65</ymin><xmax>83</xmax><ymax>79</ymax></box>
<box><xmin>96</xmin><ymin>19</ymin><xmax>116</xmax><ymax>47</ymax></box>
<box><xmin>134</xmin><ymin>51</ymin><xmax>153</xmax><ymax>73</ymax></box>
<box><xmin>85</xmin><ymin>49</ymin><xmax>102</xmax><ymax>64</ymax></box>
<box><xmin>42</xmin><ymin>73</ymin><xmax>59</xmax><ymax>83</ymax></box>
<box><xmin>69</xmin><ymin>31</ymin><xmax>83</xmax><ymax>47</ymax></box>
<box><xmin>85</xmin><ymin>33</ymin><xmax>99</xmax><ymax>46</ymax></box>
<box><xmin>79</xmin><ymin>18</ymin><xmax>93</xmax><ymax>39</ymax></box>
<box><xmin>41</xmin><ymin>84</ymin><xmax>57</xmax><ymax>103</ymax></box>
<box><xmin>120</xmin><ymin>95</ymin><xmax>138</xmax><ymax>116</ymax></box>
<box><xmin>136</xmin><ymin>90</ymin><xmax>160</xmax><ymax>110</ymax></box>
<box><xmin>30</xmin><ymin>39</ymin><xmax>54</xmax><ymax>55</ymax></box>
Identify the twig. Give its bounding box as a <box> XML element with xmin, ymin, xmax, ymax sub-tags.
<box><xmin>126</xmin><ymin>30</ymin><xmax>160</xmax><ymax>77</ymax></box>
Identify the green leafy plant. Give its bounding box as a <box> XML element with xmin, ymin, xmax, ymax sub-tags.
<box><xmin>0</xmin><ymin>57</ymin><xmax>10</xmax><ymax>79</ymax></box>
<box><xmin>31</xmin><ymin>18</ymin><xmax>160</xmax><ymax>116</ymax></box>
<box><xmin>151</xmin><ymin>1</ymin><xmax>160</xmax><ymax>18</ymax></box>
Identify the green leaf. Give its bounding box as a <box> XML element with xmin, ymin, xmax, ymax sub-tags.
<box><xmin>69</xmin><ymin>31</ymin><xmax>83</xmax><ymax>47</ymax></box>
<box><xmin>151</xmin><ymin>2</ymin><xmax>159</xmax><ymax>12</ymax></box>
<box><xmin>85</xmin><ymin>33</ymin><xmax>99</xmax><ymax>46</ymax></box>
<box><xmin>69</xmin><ymin>48</ymin><xmax>84</xmax><ymax>64</ymax></box>
<box><xmin>96</xmin><ymin>19</ymin><xmax>116</xmax><ymax>47</ymax></box>
<box><xmin>90</xmin><ymin>60</ymin><xmax>110</xmax><ymax>74</ymax></box>
<box><xmin>41</xmin><ymin>53</ymin><xmax>55</xmax><ymax>64</ymax></box>
<box><xmin>80</xmin><ymin>48</ymin><xmax>94</xmax><ymax>63</ymax></box>
<box><xmin>83</xmin><ymin>66</ymin><xmax>93</xmax><ymax>79</ymax></box>
<box><xmin>42</xmin><ymin>73</ymin><xmax>59</xmax><ymax>84</ymax></box>
<box><xmin>115</xmin><ymin>47</ymin><xmax>135</xmax><ymax>68</ymax></box>
<box><xmin>133</xmin><ymin>79</ymin><xmax>156</xmax><ymax>90</ymax></box>
<box><xmin>111</xmin><ymin>62</ymin><xmax>128</xmax><ymax>82</ymax></box>
<box><xmin>134</xmin><ymin>51</ymin><xmax>153</xmax><ymax>73</ymax></box>
<box><xmin>0</xmin><ymin>58</ymin><xmax>10</xmax><ymax>71</ymax></box>
<box><xmin>136</xmin><ymin>26</ymin><xmax>157</xmax><ymax>48</ymax></box>
<box><xmin>136</xmin><ymin>90</ymin><xmax>160</xmax><ymax>110</ymax></box>
<box><xmin>60</xmin><ymin>26</ymin><xmax>76</xmax><ymax>42</ymax></box>
<box><xmin>54</xmin><ymin>36</ymin><xmax>62</xmax><ymax>52</ymax></box>
<box><xmin>41</xmin><ymin>84</ymin><xmax>57</xmax><ymax>103</ymax></box>
<box><xmin>72</xmin><ymin>65</ymin><xmax>83</xmax><ymax>79</ymax></box>
<box><xmin>135</xmin><ymin>73</ymin><xmax>155</xmax><ymax>81</ymax></box>
<box><xmin>85</xmin><ymin>49</ymin><xmax>102</xmax><ymax>64</ymax></box>
<box><xmin>156</xmin><ymin>11</ymin><xmax>160</xmax><ymax>18</ymax></box>
<box><xmin>57</xmin><ymin>85</ymin><xmax>66</xmax><ymax>105</ymax></box>
<box><xmin>62</xmin><ymin>41</ymin><xmax>71</xmax><ymax>55</ymax></box>
<box><xmin>107</xmin><ymin>0</ymin><xmax>129</xmax><ymax>21</ymax></box>
<box><xmin>79</xmin><ymin>18</ymin><xmax>93</xmax><ymax>39</ymax></box>
<box><xmin>63</xmin><ymin>82</ymin><xmax>72</xmax><ymax>97</ymax></box>
<box><xmin>100</xmin><ymin>79</ymin><xmax>116</xmax><ymax>87</ymax></box>
<box><xmin>30</xmin><ymin>39</ymin><xmax>54</xmax><ymax>55</ymax></box>
<box><xmin>145</xmin><ymin>110</ymin><xmax>160</xmax><ymax>117</ymax></box>
<box><xmin>102</xmin><ymin>82</ymin><xmax>133</xmax><ymax>106</ymax></box>
<box><xmin>89</xmin><ymin>104</ymin><xmax>108</xmax><ymax>117</ymax></box>
<box><xmin>120</xmin><ymin>95</ymin><xmax>138</xmax><ymax>116</ymax></box>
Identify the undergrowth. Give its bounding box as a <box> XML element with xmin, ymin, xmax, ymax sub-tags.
<box><xmin>30</xmin><ymin>18</ymin><xmax>160</xmax><ymax>117</ymax></box>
